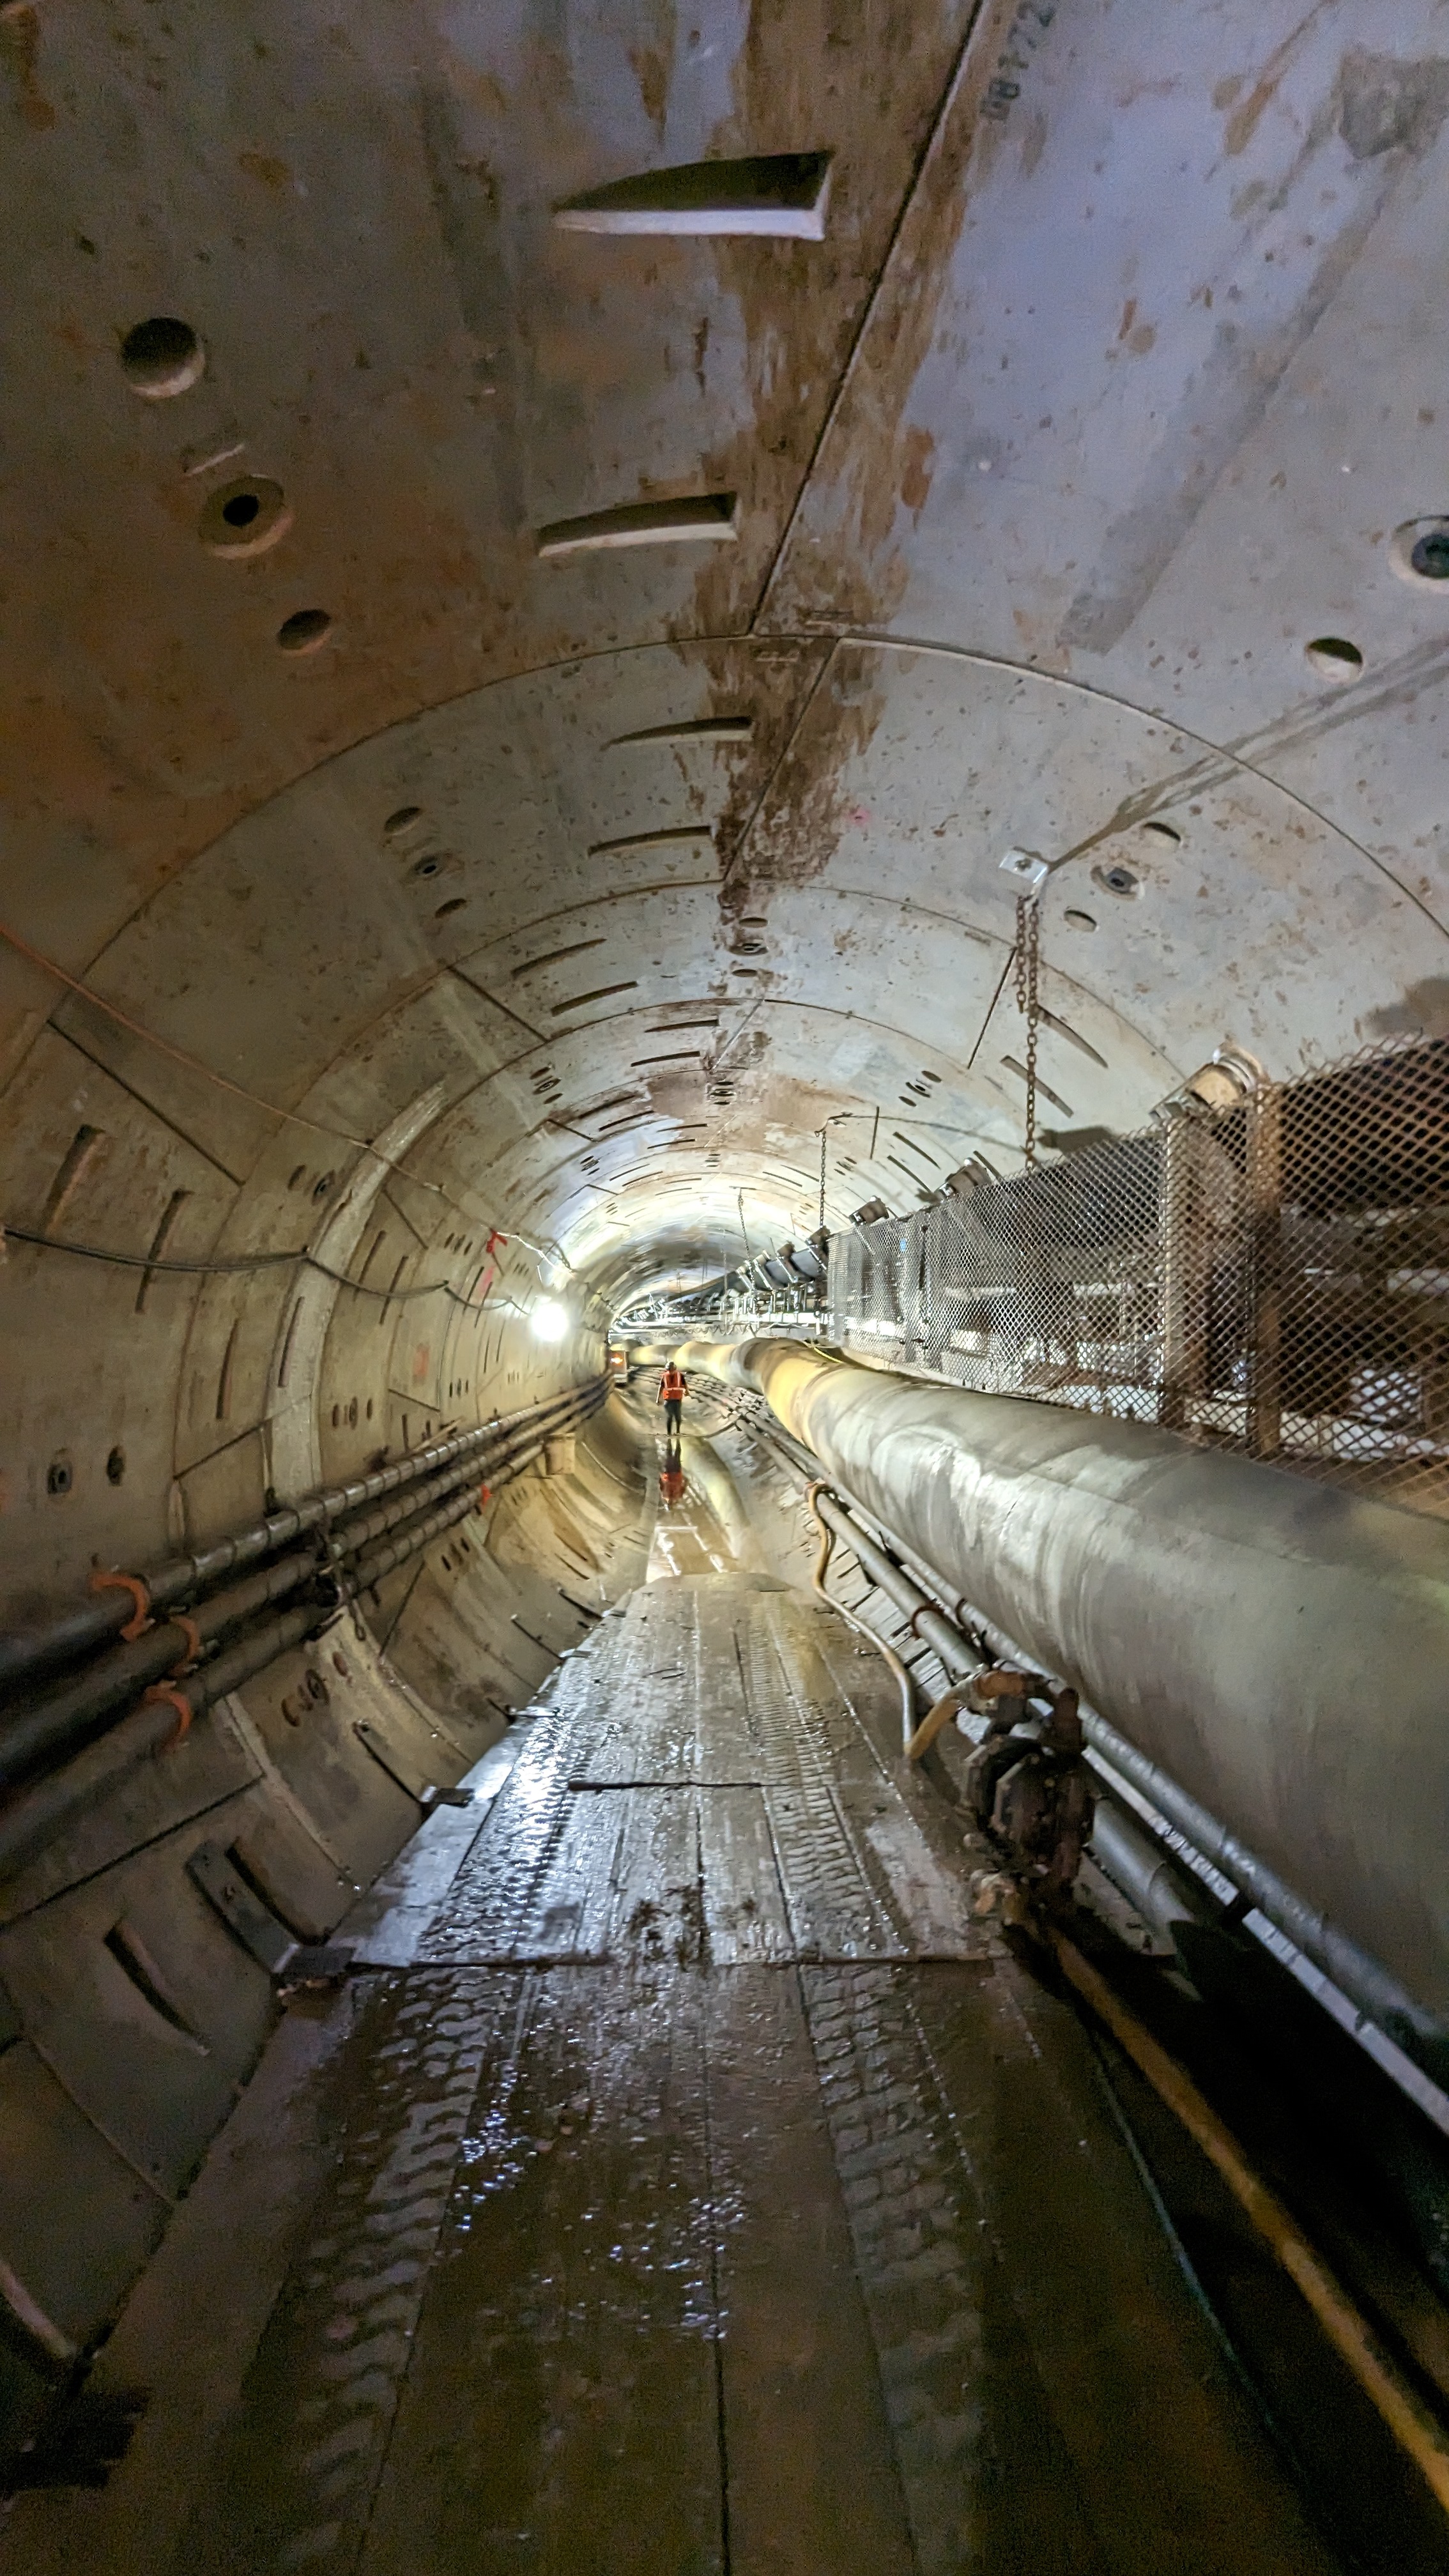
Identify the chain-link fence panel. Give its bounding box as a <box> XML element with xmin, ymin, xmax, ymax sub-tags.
<box><xmin>827</xmin><ymin>1034</ymin><xmax>1449</xmax><ymax>1517</ymax></box>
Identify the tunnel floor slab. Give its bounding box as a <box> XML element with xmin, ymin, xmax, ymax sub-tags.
<box><xmin>3</xmin><ymin>1574</ymin><xmax>1344</xmax><ymax>2576</ymax></box>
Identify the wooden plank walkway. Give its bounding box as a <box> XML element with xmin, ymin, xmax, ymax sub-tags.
<box><xmin>30</xmin><ymin>1572</ymin><xmax>1343</xmax><ymax>2576</ymax></box>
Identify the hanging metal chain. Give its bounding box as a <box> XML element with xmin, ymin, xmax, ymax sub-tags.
<box><xmin>1014</xmin><ymin>894</ymin><xmax>1041</xmax><ymax>1166</ymax></box>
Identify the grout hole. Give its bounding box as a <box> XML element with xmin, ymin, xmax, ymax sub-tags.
<box><xmin>277</xmin><ymin>608</ymin><xmax>334</xmax><ymax>655</ymax></box>
<box><xmin>1092</xmin><ymin>862</ymin><xmax>1141</xmax><ymax>901</ymax></box>
<box><xmin>1305</xmin><ymin>634</ymin><xmax>1363</xmax><ymax>683</ymax></box>
<box><xmin>119</xmin><ymin>316</ymin><xmax>205</xmax><ymax>398</ymax></box>
<box><xmin>199</xmin><ymin>476</ymin><xmax>292</xmax><ymax>559</ymax></box>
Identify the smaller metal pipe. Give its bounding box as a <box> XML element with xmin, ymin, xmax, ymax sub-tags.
<box><xmin>0</xmin><ymin>1379</ymin><xmax>606</xmax><ymax>1699</ymax></box>
<box><xmin>805</xmin><ymin>1483</ymin><xmax>915</xmax><ymax>1749</ymax></box>
<box><xmin>181</xmin><ymin>1407</ymin><xmax>603</xmax><ymax>1721</ymax></box>
<box><xmin>811</xmin><ymin>1487</ymin><xmax>977</xmax><ymax>1682</ymax></box>
<box><xmin>1089</xmin><ymin>1795</ymin><xmax>1214</xmax><ymax>1938</ymax></box>
<box><xmin>1078</xmin><ymin>1698</ymin><xmax>1448</xmax><ymax>2064</ymax></box>
<box><xmin>0</xmin><ymin>1545</ymin><xmax>323</xmax><ymax>1790</ymax></box>
<box><xmin>0</xmin><ymin>1384</ymin><xmax>606</xmax><ymax>1829</ymax></box>
<box><xmin>0</xmin><ymin>1384</ymin><xmax>606</xmax><ymax>1793</ymax></box>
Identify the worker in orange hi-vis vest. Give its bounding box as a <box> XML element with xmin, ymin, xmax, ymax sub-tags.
<box><xmin>657</xmin><ymin>1361</ymin><xmax>687</xmax><ymax>1439</ymax></box>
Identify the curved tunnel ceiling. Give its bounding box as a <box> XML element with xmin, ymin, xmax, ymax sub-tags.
<box><xmin>6</xmin><ymin>0</ymin><xmax>1449</xmax><ymax>1328</ymax></box>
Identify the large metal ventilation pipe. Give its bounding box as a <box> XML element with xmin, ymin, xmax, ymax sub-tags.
<box><xmin>674</xmin><ymin>1337</ymin><xmax>1449</xmax><ymax>2060</ymax></box>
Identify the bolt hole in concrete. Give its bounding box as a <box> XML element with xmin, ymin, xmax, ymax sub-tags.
<box><xmin>383</xmin><ymin>805</ymin><xmax>422</xmax><ymax>837</ymax></box>
<box><xmin>1139</xmin><ymin>819</ymin><xmax>1181</xmax><ymax>848</ymax></box>
<box><xmin>1390</xmin><ymin>517</ymin><xmax>1449</xmax><ymax>588</ymax></box>
<box><xmin>276</xmin><ymin>608</ymin><xmax>333</xmax><ymax>655</ymax></box>
<box><xmin>105</xmin><ymin>1445</ymin><xmax>125</xmax><ymax>1485</ymax></box>
<box><xmin>434</xmin><ymin>897</ymin><xmax>466</xmax><ymax>919</ymax></box>
<box><xmin>1092</xmin><ymin>861</ymin><xmax>1142</xmax><ymax>900</ymax></box>
<box><xmin>198</xmin><ymin>475</ymin><xmax>293</xmax><ymax>558</ymax></box>
<box><xmin>1064</xmin><ymin>907</ymin><xmax>1098</xmax><ymax>932</ymax></box>
<box><xmin>119</xmin><ymin>314</ymin><xmax>204</xmax><ymax>397</ymax></box>
<box><xmin>1305</xmin><ymin>635</ymin><xmax>1364</xmax><ymax>683</ymax></box>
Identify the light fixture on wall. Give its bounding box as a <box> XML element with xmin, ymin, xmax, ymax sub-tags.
<box><xmin>532</xmin><ymin>1297</ymin><xmax>569</xmax><ymax>1342</ymax></box>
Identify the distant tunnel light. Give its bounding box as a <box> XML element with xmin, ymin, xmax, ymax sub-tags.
<box><xmin>532</xmin><ymin>1298</ymin><xmax>570</xmax><ymax>1342</ymax></box>
<box><xmin>553</xmin><ymin>152</ymin><xmax>831</xmax><ymax>240</ymax></box>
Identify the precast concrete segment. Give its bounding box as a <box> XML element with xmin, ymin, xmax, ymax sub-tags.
<box><xmin>674</xmin><ymin>1339</ymin><xmax>1449</xmax><ymax>2037</ymax></box>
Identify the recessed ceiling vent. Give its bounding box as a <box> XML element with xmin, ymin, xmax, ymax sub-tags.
<box><xmin>537</xmin><ymin>495</ymin><xmax>737</xmax><ymax>557</ymax></box>
<box><xmin>512</xmin><ymin>937</ymin><xmax>605</xmax><ymax>979</ymax></box>
<box><xmin>554</xmin><ymin>152</ymin><xmax>831</xmax><ymax>240</ymax></box>
<box><xmin>549</xmin><ymin>980</ymin><xmax>638</xmax><ymax>1016</ymax></box>
<box><xmin>588</xmin><ymin>827</ymin><xmax>715</xmax><ymax>859</ymax></box>
<box><xmin>610</xmin><ymin>716</ymin><xmax>754</xmax><ymax>746</ymax></box>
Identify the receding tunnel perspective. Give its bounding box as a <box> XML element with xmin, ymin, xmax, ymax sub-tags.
<box><xmin>7</xmin><ymin>4</ymin><xmax>1449</xmax><ymax>2570</ymax></box>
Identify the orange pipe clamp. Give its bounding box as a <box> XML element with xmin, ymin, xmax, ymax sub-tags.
<box><xmin>142</xmin><ymin>1682</ymin><xmax>195</xmax><ymax>1749</ymax></box>
<box><xmin>167</xmin><ymin>1614</ymin><xmax>202</xmax><ymax>1676</ymax></box>
<box><xmin>89</xmin><ymin>1567</ymin><xmax>152</xmax><ymax>1641</ymax></box>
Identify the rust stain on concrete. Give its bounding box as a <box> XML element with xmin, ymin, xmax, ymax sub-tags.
<box><xmin>1</xmin><ymin>4</ymin><xmax>55</xmax><ymax>127</ymax></box>
<box><xmin>237</xmin><ymin>148</ymin><xmax>293</xmax><ymax>191</ymax></box>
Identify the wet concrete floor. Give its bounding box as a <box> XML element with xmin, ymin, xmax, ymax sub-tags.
<box><xmin>3</xmin><ymin>1432</ymin><xmax>1347</xmax><ymax>2575</ymax></box>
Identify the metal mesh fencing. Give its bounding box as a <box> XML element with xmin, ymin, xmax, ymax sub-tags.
<box><xmin>827</xmin><ymin>1034</ymin><xmax>1449</xmax><ymax>1518</ymax></box>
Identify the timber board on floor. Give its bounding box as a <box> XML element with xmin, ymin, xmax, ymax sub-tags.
<box><xmin>3</xmin><ymin>1576</ymin><xmax>1341</xmax><ymax>2576</ymax></box>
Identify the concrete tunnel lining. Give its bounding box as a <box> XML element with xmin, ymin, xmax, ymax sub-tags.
<box><xmin>6</xmin><ymin>0</ymin><xmax>1449</xmax><ymax>2547</ymax></box>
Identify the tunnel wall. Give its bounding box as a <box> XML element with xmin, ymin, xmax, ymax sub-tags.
<box><xmin>0</xmin><ymin>967</ymin><xmax>632</xmax><ymax>2451</ymax></box>
<box><xmin>0</xmin><ymin>1390</ymin><xmax>652</xmax><ymax>2459</ymax></box>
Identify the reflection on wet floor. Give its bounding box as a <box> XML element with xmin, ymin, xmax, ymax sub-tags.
<box><xmin>647</xmin><ymin>1442</ymin><xmax>735</xmax><ymax>1580</ymax></box>
<box><xmin>646</xmin><ymin>1387</ymin><xmax>755</xmax><ymax>1583</ymax></box>
<box><xmin>10</xmin><ymin>1418</ymin><xmax>1346</xmax><ymax>2576</ymax></box>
